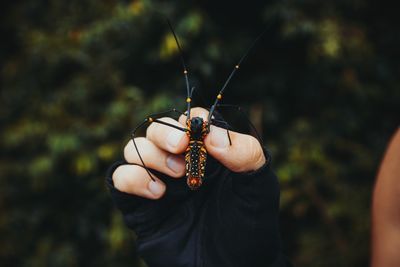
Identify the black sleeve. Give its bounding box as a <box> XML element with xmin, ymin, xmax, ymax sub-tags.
<box><xmin>106</xmin><ymin>154</ymin><xmax>292</xmax><ymax>267</ymax></box>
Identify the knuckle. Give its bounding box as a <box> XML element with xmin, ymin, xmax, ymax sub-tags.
<box><xmin>112</xmin><ymin>165</ymin><xmax>151</xmax><ymax>195</ymax></box>
<box><xmin>123</xmin><ymin>141</ymin><xmax>134</xmax><ymax>161</ymax></box>
<box><xmin>228</xmin><ymin>135</ymin><xmax>263</xmax><ymax>173</ymax></box>
<box><xmin>146</xmin><ymin>122</ymin><xmax>157</xmax><ymax>139</ymax></box>
<box><xmin>178</xmin><ymin>114</ymin><xmax>189</xmax><ymax>126</ymax></box>
<box><xmin>112</xmin><ymin>165</ymin><xmax>132</xmax><ymax>192</ymax></box>
<box><xmin>134</xmin><ymin>136</ymin><xmax>147</xmax><ymax>146</ymax></box>
<box><xmin>248</xmin><ymin>136</ymin><xmax>262</xmax><ymax>159</ymax></box>
<box><xmin>124</xmin><ymin>140</ymin><xmax>133</xmax><ymax>156</ymax></box>
<box><xmin>226</xmin><ymin>148</ymin><xmax>247</xmax><ymax>173</ymax></box>
<box><xmin>248</xmin><ymin>136</ymin><xmax>265</xmax><ymax>170</ymax></box>
<box><xmin>231</xmin><ymin>150</ymin><xmax>252</xmax><ymax>172</ymax></box>
<box><xmin>146</xmin><ymin>117</ymin><xmax>177</xmax><ymax>140</ymax></box>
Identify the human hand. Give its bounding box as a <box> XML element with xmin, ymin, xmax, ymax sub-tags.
<box><xmin>112</xmin><ymin>107</ymin><xmax>266</xmax><ymax>199</ymax></box>
<box><xmin>106</xmin><ymin>107</ymin><xmax>286</xmax><ymax>267</ymax></box>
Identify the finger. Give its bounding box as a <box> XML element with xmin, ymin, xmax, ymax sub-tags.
<box><xmin>178</xmin><ymin>107</ymin><xmax>209</xmax><ymax>125</ymax></box>
<box><xmin>204</xmin><ymin>125</ymin><xmax>266</xmax><ymax>173</ymax></box>
<box><xmin>124</xmin><ymin>137</ymin><xmax>186</xmax><ymax>178</ymax></box>
<box><xmin>146</xmin><ymin>117</ymin><xmax>188</xmax><ymax>154</ymax></box>
<box><xmin>180</xmin><ymin>107</ymin><xmax>265</xmax><ymax>172</ymax></box>
<box><xmin>112</xmin><ymin>164</ymin><xmax>166</xmax><ymax>199</ymax></box>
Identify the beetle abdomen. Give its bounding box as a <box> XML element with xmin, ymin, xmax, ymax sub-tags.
<box><xmin>185</xmin><ymin>140</ymin><xmax>207</xmax><ymax>190</ymax></box>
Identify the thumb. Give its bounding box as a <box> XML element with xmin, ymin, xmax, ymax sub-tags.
<box><xmin>204</xmin><ymin>125</ymin><xmax>266</xmax><ymax>173</ymax></box>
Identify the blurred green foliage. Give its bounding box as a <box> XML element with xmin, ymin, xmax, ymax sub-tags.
<box><xmin>1</xmin><ymin>0</ymin><xmax>399</xmax><ymax>266</ymax></box>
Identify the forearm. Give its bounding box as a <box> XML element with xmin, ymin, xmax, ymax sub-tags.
<box><xmin>372</xmin><ymin>128</ymin><xmax>400</xmax><ymax>267</ymax></box>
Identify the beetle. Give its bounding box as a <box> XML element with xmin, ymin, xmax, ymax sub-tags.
<box><xmin>131</xmin><ymin>20</ymin><xmax>265</xmax><ymax>190</ymax></box>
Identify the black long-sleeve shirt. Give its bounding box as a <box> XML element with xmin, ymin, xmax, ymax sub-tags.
<box><xmin>106</xmin><ymin>154</ymin><xmax>291</xmax><ymax>267</ymax></box>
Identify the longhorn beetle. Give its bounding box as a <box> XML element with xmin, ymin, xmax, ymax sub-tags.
<box><xmin>131</xmin><ymin>20</ymin><xmax>266</xmax><ymax>190</ymax></box>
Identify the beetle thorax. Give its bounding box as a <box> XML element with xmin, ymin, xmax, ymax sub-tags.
<box><xmin>187</xmin><ymin>117</ymin><xmax>207</xmax><ymax>140</ymax></box>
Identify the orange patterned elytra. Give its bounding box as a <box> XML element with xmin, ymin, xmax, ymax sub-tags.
<box><xmin>185</xmin><ymin>118</ymin><xmax>209</xmax><ymax>190</ymax></box>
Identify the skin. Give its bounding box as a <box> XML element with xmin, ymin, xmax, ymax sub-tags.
<box><xmin>371</xmin><ymin>128</ymin><xmax>400</xmax><ymax>267</ymax></box>
<box><xmin>112</xmin><ymin>107</ymin><xmax>266</xmax><ymax>199</ymax></box>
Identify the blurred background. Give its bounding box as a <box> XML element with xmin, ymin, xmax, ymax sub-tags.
<box><xmin>1</xmin><ymin>0</ymin><xmax>399</xmax><ymax>266</ymax></box>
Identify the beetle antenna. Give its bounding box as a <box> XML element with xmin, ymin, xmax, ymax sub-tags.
<box><xmin>167</xmin><ymin>19</ymin><xmax>192</xmax><ymax>123</ymax></box>
<box><xmin>208</xmin><ymin>28</ymin><xmax>267</xmax><ymax>123</ymax></box>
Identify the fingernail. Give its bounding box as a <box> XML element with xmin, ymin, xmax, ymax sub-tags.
<box><xmin>148</xmin><ymin>180</ymin><xmax>165</xmax><ymax>197</ymax></box>
<box><xmin>166</xmin><ymin>155</ymin><xmax>185</xmax><ymax>173</ymax></box>
<box><xmin>167</xmin><ymin>130</ymin><xmax>185</xmax><ymax>148</ymax></box>
<box><xmin>210</xmin><ymin>126</ymin><xmax>229</xmax><ymax>148</ymax></box>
